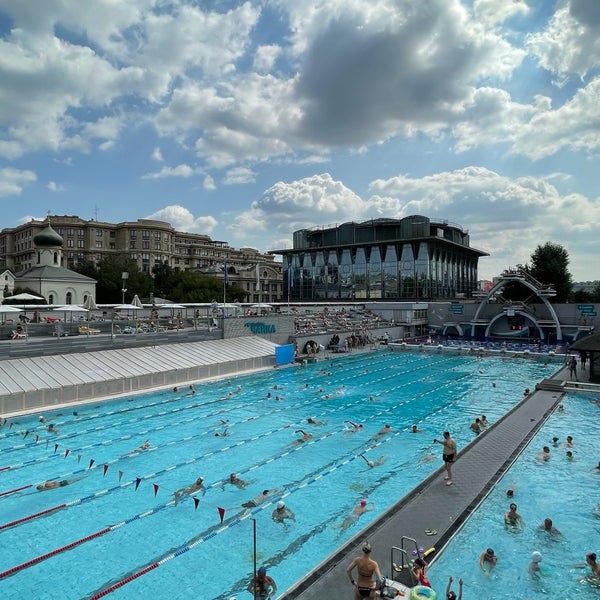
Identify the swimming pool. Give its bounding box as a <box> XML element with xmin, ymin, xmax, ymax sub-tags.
<box><xmin>428</xmin><ymin>391</ymin><xmax>600</xmax><ymax>599</ymax></box>
<box><xmin>0</xmin><ymin>349</ymin><xmax>561</xmax><ymax>599</ymax></box>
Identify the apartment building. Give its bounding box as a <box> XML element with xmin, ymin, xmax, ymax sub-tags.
<box><xmin>0</xmin><ymin>216</ymin><xmax>282</xmax><ymax>303</ymax></box>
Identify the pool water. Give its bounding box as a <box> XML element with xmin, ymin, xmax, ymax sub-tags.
<box><xmin>0</xmin><ymin>349</ymin><xmax>561</xmax><ymax>599</ymax></box>
<box><xmin>428</xmin><ymin>391</ymin><xmax>600</xmax><ymax>599</ymax></box>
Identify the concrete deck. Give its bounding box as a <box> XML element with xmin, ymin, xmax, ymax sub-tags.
<box><xmin>280</xmin><ymin>364</ymin><xmax>591</xmax><ymax>599</ymax></box>
<box><xmin>0</xmin><ymin>336</ymin><xmax>278</xmax><ymax>417</ymax></box>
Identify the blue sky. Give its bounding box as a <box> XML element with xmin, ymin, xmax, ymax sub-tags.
<box><xmin>0</xmin><ymin>0</ymin><xmax>599</xmax><ymax>281</ymax></box>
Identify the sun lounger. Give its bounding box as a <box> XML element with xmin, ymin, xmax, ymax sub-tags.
<box><xmin>78</xmin><ymin>325</ymin><xmax>101</xmax><ymax>335</ymax></box>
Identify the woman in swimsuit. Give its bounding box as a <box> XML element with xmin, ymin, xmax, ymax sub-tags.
<box><xmin>347</xmin><ymin>541</ymin><xmax>382</xmax><ymax>599</ymax></box>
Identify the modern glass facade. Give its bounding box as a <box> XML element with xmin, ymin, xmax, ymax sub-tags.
<box><xmin>274</xmin><ymin>216</ymin><xmax>487</xmax><ymax>301</ymax></box>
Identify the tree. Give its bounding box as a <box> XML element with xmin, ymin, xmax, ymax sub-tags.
<box><xmin>529</xmin><ymin>242</ymin><xmax>573</xmax><ymax>303</ymax></box>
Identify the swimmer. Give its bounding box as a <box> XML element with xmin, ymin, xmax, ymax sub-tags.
<box><xmin>272</xmin><ymin>500</ymin><xmax>295</xmax><ymax>524</ymax></box>
<box><xmin>294</xmin><ymin>429</ymin><xmax>312</xmax><ymax>443</ymax></box>
<box><xmin>537</xmin><ymin>446</ymin><xmax>551</xmax><ymax>461</ymax></box>
<box><xmin>333</xmin><ymin>499</ymin><xmax>374</xmax><ymax>536</ymax></box>
<box><xmin>479</xmin><ymin>548</ymin><xmax>497</xmax><ymax>574</ymax></box>
<box><xmin>214</xmin><ymin>426</ymin><xmax>230</xmax><ymax>437</ymax></box>
<box><xmin>537</xmin><ymin>518</ymin><xmax>561</xmax><ymax>535</ymax></box>
<box><xmin>359</xmin><ymin>454</ymin><xmax>387</xmax><ymax>468</ymax></box>
<box><xmin>470</xmin><ymin>418</ymin><xmax>482</xmax><ymax>434</ymax></box>
<box><xmin>242</xmin><ymin>489</ymin><xmax>279</xmax><ymax>508</ymax></box>
<box><xmin>37</xmin><ymin>476</ymin><xmax>86</xmax><ymax>491</ymax></box>
<box><xmin>410</xmin><ymin>424</ymin><xmax>423</xmax><ymax>433</ymax></box>
<box><xmin>528</xmin><ymin>551</ymin><xmax>543</xmax><ymax>579</ymax></box>
<box><xmin>445</xmin><ymin>576</ymin><xmax>463</xmax><ymax>600</ymax></box>
<box><xmin>173</xmin><ymin>476</ymin><xmax>205</xmax><ymax>505</ymax></box>
<box><xmin>122</xmin><ymin>439</ymin><xmax>151</xmax><ymax>455</ymax></box>
<box><xmin>566</xmin><ymin>450</ymin><xmax>574</xmax><ymax>461</ymax></box>
<box><xmin>480</xmin><ymin>415</ymin><xmax>489</xmax><ymax>427</ymax></box>
<box><xmin>586</xmin><ymin>552</ymin><xmax>600</xmax><ymax>577</ymax></box>
<box><xmin>185</xmin><ymin>385</ymin><xmax>196</xmax><ymax>397</ymax></box>
<box><xmin>551</xmin><ymin>436</ymin><xmax>560</xmax><ymax>447</ymax></box>
<box><xmin>226</xmin><ymin>472</ymin><xmax>248</xmax><ymax>489</ymax></box>
<box><xmin>344</xmin><ymin>421</ymin><xmax>363</xmax><ymax>434</ymax></box>
<box><xmin>557</xmin><ymin>404</ymin><xmax>565</xmax><ymax>412</ymax></box>
<box><xmin>373</xmin><ymin>424</ymin><xmax>392</xmax><ymax>438</ymax></box>
<box><xmin>47</xmin><ymin>424</ymin><xmax>60</xmax><ymax>434</ymax></box>
<box><xmin>565</xmin><ymin>435</ymin><xmax>574</xmax><ymax>448</ymax></box>
<box><xmin>307</xmin><ymin>417</ymin><xmax>326</xmax><ymax>426</ymax></box>
<box><xmin>504</xmin><ymin>503</ymin><xmax>524</xmax><ymax>529</ymax></box>
<box><xmin>38</xmin><ymin>415</ymin><xmax>46</xmax><ymax>423</ymax></box>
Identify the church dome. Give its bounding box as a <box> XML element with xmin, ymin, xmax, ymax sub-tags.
<box><xmin>33</xmin><ymin>223</ymin><xmax>64</xmax><ymax>248</ymax></box>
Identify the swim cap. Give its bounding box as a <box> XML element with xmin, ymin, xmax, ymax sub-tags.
<box><xmin>258</xmin><ymin>566</ymin><xmax>267</xmax><ymax>575</ymax></box>
<box><xmin>362</xmin><ymin>542</ymin><xmax>372</xmax><ymax>553</ymax></box>
<box><xmin>531</xmin><ymin>551</ymin><xmax>542</xmax><ymax>563</ymax></box>
<box><xmin>277</xmin><ymin>501</ymin><xmax>285</xmax><ymax>509</ymax></box>
<box><xmin>360</xmin><ymin>499</ymin><xmax>367</xmax><ymax>506</ymax></box>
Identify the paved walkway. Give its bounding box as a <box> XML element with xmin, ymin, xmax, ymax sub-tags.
<box><xmin>280</xmin><ymin>364</ymin><xmax>593</xmax><ymax>599</ymax></box>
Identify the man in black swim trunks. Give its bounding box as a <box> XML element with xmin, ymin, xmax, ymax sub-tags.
<box><xmin>434</xmin><ymin>431</ymin><xmax>457</xmax><ymax>486</ymax></box>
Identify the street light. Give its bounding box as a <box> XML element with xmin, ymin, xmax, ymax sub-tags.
<box><xmin>121</xmin><ymin>271</ymin><xmax>129</xmax><ymax>304</ymax></box>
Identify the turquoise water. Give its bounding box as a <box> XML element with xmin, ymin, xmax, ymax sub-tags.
<box><xmin>428</xmin><ymin>391</ymin><xmax>600</xmax><ymax>599</ymax></box>
<box><xmin>0</xmin><ymin>350</ymin><xmax>560</xmax><ymax>599</ymax></box>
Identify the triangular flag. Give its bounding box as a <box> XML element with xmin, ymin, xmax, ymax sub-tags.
<box><xmin>193</xmin><ymin>497</ymin><xmax>200</xmax><ymax>510</ymax></box>
<box><xmin>153</xmin><ymin>484</ymin><xmax>159</xmax><ymax>497</ymax></box>
<box><xmin>54</xmin><ymin>444</ymin><xmax>59</xmax><ymax>454</ymax></box>
<box><xmin>24</xmin><ymin>430</ymin><xmax>29</xmax><ymax>439</ymax></box>
<box><xmin>218</xmin><ymin>507</ymin><xmax>226</xmax><ymax>523</ymax></box>
<box><xmin>35</xmin><ymin>435</ymin><xmax>39</xmax><ymax>443</ymax></box>
<box><xmin>103</xmin><ymin>464</ymin><xmax>109</xmax><ymax>476</ymax></box>
<box><xmin>64</xmin><ymin>449</ymin><xmax>70</xmax><ymax>458</ymax></box>
<box><xmin>89</xmin><ymin>459</ymin><xmax>95</xmax><ymax>469</ymax></box>
<box><xmin>118</xmin><ymin>470</ymin><xmax>123</xmax><ymax>482</ymax></box>
<box><xmin>77</xmin><ymin>454</ymin><xmax>82</xmax><ymax>463</ymax></box>
<box><xmin>135</xmin><ymin>477</ymin><xmax>141</xmax><ymax>491</ymax></box>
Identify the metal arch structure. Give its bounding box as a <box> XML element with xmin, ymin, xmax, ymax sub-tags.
<box><xmin>472</xmin><ymin>266</ymin><xmax>563</xmax><ymax>341</ymax></box>
<box><xmin>484</xmin><ymin>310</ymin><xmax>544</xmax><ymax>340</ymax></box>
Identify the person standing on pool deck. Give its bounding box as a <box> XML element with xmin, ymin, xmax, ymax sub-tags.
<box><xmin>434</xmin><ymin>431</ymin><xmax>457</xmax><ymax>486</ymax></box>
<box><xmin>346</xmin><ymin>541</ymin><xmax>382</xmax><ymax>599</ymax></box>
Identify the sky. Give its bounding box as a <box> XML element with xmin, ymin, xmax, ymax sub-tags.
<box><xmin>0</xmin><ymin>0</ymin><xmax>599</xmax><ymax>282</ymax></box>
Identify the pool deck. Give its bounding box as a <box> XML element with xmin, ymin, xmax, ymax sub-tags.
<box><xmin>279</xmin><ymin>364</ymin><xmax>595</xmax><ymax>599</ymax></box>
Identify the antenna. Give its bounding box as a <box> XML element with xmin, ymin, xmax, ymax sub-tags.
<box><xmin>94</xmin><ymin>205</ymin><xmax>99</xmax><ymax>221</ymax></box>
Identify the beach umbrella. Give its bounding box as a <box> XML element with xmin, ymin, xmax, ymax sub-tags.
<box><xmin>3</xmin><ymin>292</ymin><xmax>45</xmax><ymax>302</ymax></box>
<box><xmin>131</xmin><ymin>294</ymin><xmax>143</xmax><ymax>308</ymax></box>
<box><xmin>0</xmin><ymin>305</ymin><xmax>23</xmax><ymax>313</ymax></box>
<box><xmin>83</xmin><ymin>296</ymin><xmax>99</xmax><ymax>310</ymax></box>
<box><xmin>113</xmin><ymin>304</ymin><xmax>142</xmax><ymax>311</ymax></box>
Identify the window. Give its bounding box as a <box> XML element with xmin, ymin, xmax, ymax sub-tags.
<box><xmin>67</xmin><ymin>228</ymin><xmax>74</xmax><ymax>237</ymax></box>
<box><xmin>96</xmin><ymin>229</ymin><xmax>102</xmax><ymax>237</ymax></box>
<box><xmin>67</xmin><ymin>239</ymin><xmax>74</xmax><ymax>248</ymax></box>
<box><xmin>65</xmin><ymin>291</ymin><xmax>72</xmax><ymax>304</ymax></box>
<box><xmin>130</xmin><ymin>241</ymin><xmax>136</xmax><ymax>249</ymax></box>
<box><xmin>154</xmin><ymin>242</ymin><xmax>161</xmax><ymax>250</ymax></box>
<box><xmin>95</xmin><ymin>241</ymin><xmax>103</xmax><ymax>249</ymax></box>
<box><xmin>142</xmin><ymin>230</ymin><xmax>150</xmax><ymax>240</ymax></box>
<box><xmin>78</xmin><ymin>240</ymin><xmax>85</xmax><ymax>248</ymax></box>
<box><xmin>109</xmin><ymin>231</ymin><xmax>115</xmax><ymax>238</ymax></box>
<box><xmin>109</xmin><ymin>243</ymin><xmax>115</xmax><ymax>249</ymax></box>
<box><xmin>142</xmin><ymin>241</ymin><xmax>150</xmax><ymax>249</ymax></box>
<box><xmin>130</xmin><ymin>230</ymin><xmax>137</xmax><ymax>239</ymax></box>
<box><xmin>78</xmin><ymin>229</ymin><xmax>85</xmax><ymax>237</ymax></box>
<box><xmin>48</xmin><ymin>294</ymin><xmax>54</xmax><ymax>304</ymax></box>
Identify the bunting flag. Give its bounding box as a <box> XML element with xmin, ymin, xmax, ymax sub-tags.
<box><xmin>89</xmin><ymin>459</ymin><xmax>95</xmax><ymax>469</ymax></box>
<box><xmin>193</xmin><ymin>497</ymin><xmax>200</xmax><ymax>510</ymax></box>
<box><xmin>135</xmin><ymin>477</ymin><xmax>142</xmax><ymax>491</ymax></box>
<box><xmin>35</xmin><ymin>435</ymin><xmax>39</xmax><ymax>443</ymax></box>
<box><xmin>64</xmin><ymin>449</ymin><xmax>70</xmax><ymax>458</ymax></box>
<box><xmin>77</xmin><ymin>454</ymin><xmax>82</xmax><ymax>463</ymax></box>
<box><xmin>153</xmin><ymin>483</ymin><xmax>159</xmax><ymax>497</ymax></box>
<box><xmin>54</xmin><ymin>444</ymin><xmax>59</xmax><ymax>454</ymax></box>
<box><xmin>218</xmin><ymin>506</ymin><xmax>226</xmax><ymax>523</ymax></box>
<box><xmin>103</xmin><ymin>464</ymin><xmax>109</xmax><ymax>476</ymax></box>
<box><xmin>23</xmin><ymin>430</ymin><xmax>29</xmax><ymax>439</ymax></box>
<box><xmin>118</xmin><ymin>470</ymin><xmax>124</xmax><ymax>482</ymax></box>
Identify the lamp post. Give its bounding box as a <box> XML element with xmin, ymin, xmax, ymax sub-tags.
<box><xmin>121</xmin><ymin>271</ymin><xmax>129</xmax><ymax>304</ymax></box>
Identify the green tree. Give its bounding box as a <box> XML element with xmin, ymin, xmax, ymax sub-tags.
<box><xmin>529</xmin><ymin>242</ymin><xmax>573</xmax><ymax>303</ymax></box>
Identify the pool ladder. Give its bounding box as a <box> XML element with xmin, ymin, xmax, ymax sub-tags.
<box><xmin>390</xmin><ymin>536</ymin><xmax>421</xmax><ymax>581</ymax></box>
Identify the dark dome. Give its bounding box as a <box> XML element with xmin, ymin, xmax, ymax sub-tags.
<box><xmin>33</xmin><ymin>223</ymin><xmax>63</xmax><ymax>248</ymax></box>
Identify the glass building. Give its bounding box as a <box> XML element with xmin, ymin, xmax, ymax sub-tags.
<box><xmin>272</xmin><ymin>216</ymin><xmax>487</xmax><ymax>301</ymax></box>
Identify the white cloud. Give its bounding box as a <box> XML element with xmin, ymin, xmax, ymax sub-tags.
<box><xmin>223</xmin><ymin>167</ymin><xmax>255</xmax><ymax>185</ymax></box>
<box><xmin>142</xmin><ymin>164</ymin><xmax>195</xmax><ymax>179</ymax></box>
<box><xmin>152</xmin><ymin>147</ymin><xmax>163</xmax><ymax>162</ymax></box>
<box><xmin>46</xmin><ymin>181</ymin><xmax>63</xmax><ymax>192</ymax></box>
<box><xmin>368</xmin><ymin>167</ymin><xmax>600</xmax><ymax>279</ymax></box>
<box><xmin>0</xmin><ymin>167</ymin><xmax>37</xmax><ymax>196</ymax></box>
<box><xmin>145</xmin><ymin>205</ymin><xmax>217</xmax><ymax>233</ymax></box>
<box><xmin>473</xmin><ymin>0</ymin><xmax>529</xmax><ymax>27</ymax></box>
<box><xmin>526</xmin><ymin>3</ymin><xmax>600</xmax><ymax>79</ymax></box>
<box><xmin>203</xmin><ymin>174</ymin><xmax>216</xmax><ymax>190</ymax></box>
<box><xmin>253</xmin><ymin>44</ymin><xmax>281</xmax><ymax>73</ymax></box>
